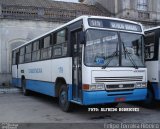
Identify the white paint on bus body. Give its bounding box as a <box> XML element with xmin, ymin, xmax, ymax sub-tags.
<box><xmin>13</xmin><ymin>57</ymin><xmax>72</xmax><ymax>84</ymax></box>
<box><xmin>82</xmin><ymin>65</ymin><xmax>147</xmax><ymax>85</ymax></box>
<box><xmin>146</xmin><ymin>61</ymin><xmax>159</xmax><ymax>83</ymax></box>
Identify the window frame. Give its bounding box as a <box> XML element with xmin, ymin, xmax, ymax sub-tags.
<box><xmin>32</xmin><ymin>40</ymin><xmax>40</xmax><ymax>62</ymax></box>
<box><xmin>43</xmin><ymin>35</ymin><xmax>52</xmax><ymax>48</ymax></box>
<box><xmin>137</xmin><ymin>0</ymin><xmax>148</xmax><ymax>11</ymax></box>
<box><xmin>25</xmin><ymin>43</ymin><xmax>32</xmax><ymax>63</ymax></box>
<box><xmin>145</xmin><ymin>29</ymin><xmax>159</xmax><ymax>61</ymax></box>
<box><xmin>52</xmin><ymin>28</ymin><xmax>68</xmax><ymax>59</ymax></box>
<box><xmin>13</xmin><ymin>26</ymin><xmax>71</xmax><ymax>64</ymax></box>
<box><xmin>32</xmin><ymin>40</ymin><xmax>40</xmax><ymax>52</ymax></box>
<box><xmin>40</xmin><ymin>34</ymin><xmax>52</xmax><ymax>60</ymax></box>
<box><xmin>55</xmin><ymin>28</ymin><xmax>67</xmax><ymax>44</ymax></box>
<box><xmin>19</xmin><ymin>46</ymin><xmax>25</xmax><ymax>64</ymax></box>
<box><xmin>12</xmin><ymin>51</ymin><xmax>16</xmax><ymax>65</ymax></box>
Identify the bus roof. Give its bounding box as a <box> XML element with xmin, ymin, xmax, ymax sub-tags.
<box><xmin>145</xmin><ymin>26</ymin><xmax>160</xmax><ymax>32</ymax></box>
<box><xmin>12</xmin><ymin>15</ymin><xmax>143</xmax><ymax>51</ymax></box>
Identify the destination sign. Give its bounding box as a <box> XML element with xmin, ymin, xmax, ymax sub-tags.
<box><xmin>88</xmin><ymin>19</ymin><xmax>142</xmax><ymax>32</ymax></box>
<box><xmin>110</xmin><ymin>22</ymin><xmax>139</xmax><ymax>31</ymax></box>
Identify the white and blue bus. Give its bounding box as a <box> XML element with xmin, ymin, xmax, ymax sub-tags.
<box><xmin>12</xmin><ymin>15</ymin><xmax>147</xmax><ymax>111</ymax></box>
<box><xmin>145</xmin><ymin>27</ymin><xmax>160</xmax><ymax>106</ymax></box>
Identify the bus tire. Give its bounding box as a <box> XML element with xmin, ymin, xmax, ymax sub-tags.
<box><xmin>22</xmin><ymin>79</ymin><xmax>30</xmax><ymax>96</ymax></box>
<box><xmin>144</xmin><ymin>88</ymin><xmax>155</xmax><ymax>108</ymax></box>
<box><xmin>59</xmin><ymin>85</ymin><xmax>72</xmax><ymax>112</ymax></box>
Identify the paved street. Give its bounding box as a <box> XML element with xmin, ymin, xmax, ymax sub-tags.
<box><xmin>0</xmin><ymin>89</ymin><xmax>160</xmax><ymax>128</ymax></box>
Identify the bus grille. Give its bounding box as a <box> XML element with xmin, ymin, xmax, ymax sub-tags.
<box><xmin>106</xmin><ymin>84</ymin><xmax>134</xmax><ymax>91</ymax></box>
<box><xmin>94</xmin><ymin>76</ymin><xmax>143</xmax><ymax>83</ymax></box>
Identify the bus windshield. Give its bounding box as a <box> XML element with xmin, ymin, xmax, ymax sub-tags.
<box><xmin>84</xmin><ymin>29</ymin><xmax>144</xmax><ymax>67</ymax></box>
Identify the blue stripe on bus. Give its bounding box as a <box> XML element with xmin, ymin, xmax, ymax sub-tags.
<box><xmin>68</xmin><ymin>84</ymin><xmax>73</xmax><ymax>101</ymax></box>
<box><xmin>12</xmin><ymin>78</ymin><xmax>73</xmax><ymax>99</ymax></box>
<box><xmin>151</xmin><ymin>82</ymin><xmax>160</xmax><ymax>100</ymax></box>
<box><xmin>12</xmin><ymin>78</ymin><xmax>147</xmax><ymax>105</ymax></box>
<box><xmin>12</xmin><ymin>78</ymin><xmax>17</xmax><ymax>86</ymax></box>
<box><xmin>12</xmin><ymin>78</ymin><xmax>21</xmax><ymax>88</ymax></box>
<box><xmin>82</xmin><ymin>89</ymin><xmax>147</xmax><ymax>105</ymax></box>
<box><xmin>26</xmin><ymin>80</ymin><xmax>55</xmax><ymax>97</ymax></box>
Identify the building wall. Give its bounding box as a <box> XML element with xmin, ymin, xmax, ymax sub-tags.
<box><xmin>83</xmin><ymin>0</ymin><xmax>96</xmax><ymax>5</ymax></box>
<box><xmin>98</xmin><ymin>0</ymin><xmax>116</xmax><ymax>14</ymax></box>
<box><xmin>84</xmin><ymin>0</ymin><xmax>160</xmax><ymax>28</ymax></box>
<box><xmin>116</xmin><ymin>0</ymin><xmax>160</xmax><ymax>28</ymax></box>
<box><xmin>0</xmin><ymin>19</ymin><xmax>61</xmax><ymax>85</ymax></box>
<box><xmin>84</xmin><ymin>0</ymin><xmax>115</xmax><ymax>14</ymax></box>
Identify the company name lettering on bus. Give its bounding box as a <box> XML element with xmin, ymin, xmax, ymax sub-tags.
<box><xmin>110</xmin><ymin>22</ymin><xmax>139</xmax><ymax>31</ymax></box>
<box><xmin>28</xmin><ymin>68</ymin><xmax>42</xmax><ymax>73</ymax></box>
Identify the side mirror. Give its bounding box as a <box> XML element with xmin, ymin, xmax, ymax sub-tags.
<box><xmin>79</xmin><ymin>31</ymin><xmax>85</xmax><ymax>44</ymax></box>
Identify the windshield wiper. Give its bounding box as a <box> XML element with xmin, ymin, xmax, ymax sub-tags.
<box><xmin>122</xmin><ymin>42</ymin><xmax>138</xmax><ymax>69</ymax></box>
<box><xmin>101</xmin><ymin>50</ymin><xmax>119</xmax><ymax>69</ymax></box>
<box><xmin>102</xmin><ymin>40</ymin><xmax>119</xmax><ymax>69</ymax></box>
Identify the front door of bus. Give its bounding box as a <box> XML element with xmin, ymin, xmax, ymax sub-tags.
<box><xmin>71</xmin><ymin>29</ymin><xmax>82</xmax><ymax>101</ymax></box>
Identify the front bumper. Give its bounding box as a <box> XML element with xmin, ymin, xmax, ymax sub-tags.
<box><xmin>82</xmin><ymin>89</ymin><xmax>147</xmax><ymax>105</ymax></box>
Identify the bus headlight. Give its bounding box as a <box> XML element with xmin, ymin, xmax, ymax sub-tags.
<box><xmin>82</xmin><ymin>84</ymin><xmax>105</xmax><ymax>91</ymax></box>
<box><xmin>141</xmin><ymin>83</ymin><xmax>147</xmax><ymax>87</ymax></box>
<box><xmin>96</xmin><ymin>84</ymin><xmax>105</xmax><ymax>90</ymax></box>
<box><xmin>90</xmin><ymin>85</ymin><xmax>96</xmax><ymax>90</ymax></box>
<box><xmin>90</xmin><ymin>84</ymin><xmax>105</xmax><ymax>90</ymax></box>
<box><xmin>135</xmin><ymin>83</ymin><xmax>147</xmax><ymax>88</ymax></box>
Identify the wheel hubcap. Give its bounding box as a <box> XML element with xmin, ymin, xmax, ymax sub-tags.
<box><xmin>60</xmin><ymin>91</ymin><xmax>67</xmax><ymax>105</ymax></box>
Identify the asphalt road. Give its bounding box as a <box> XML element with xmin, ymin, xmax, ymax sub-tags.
<box><xmin>0</xmin><ymin>89</ymin><xmax>160</xmax><ymax>129</ymax></box>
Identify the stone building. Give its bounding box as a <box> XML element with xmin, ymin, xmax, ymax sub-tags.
<box><xmin>0</xmin><ymin>0</ymin><xmax>110</xmax><ymax>85</ymax></box>
<box><xmin>83</xmin><ymin>0</ymin><xmax>160</xmax><ymax>28</ymax></box>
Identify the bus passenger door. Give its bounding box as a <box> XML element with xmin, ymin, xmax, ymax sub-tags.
<box><xmin>71</xmin><ymin>29</ymin><xmax>83</xmax><ymax>101</ymax></box>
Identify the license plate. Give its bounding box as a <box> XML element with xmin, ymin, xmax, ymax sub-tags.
<box><xmin>115</xmin><ymin>97</ymin><xmax>126</xmax><ymax>102</ymax></box>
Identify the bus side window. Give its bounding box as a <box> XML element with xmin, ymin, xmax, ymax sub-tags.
<box><xmin>12</xmin><ymin>50</ymin><xmax>19</xmax><ymax>65</ymax></box>
<box><xmin>12</xmin><ymin>51</ymin><xmax>16</xmax><ymax>65</ymax></box>
<box><xmin>145</xmin><ymin>32</ymin><xmax>155</xmax><ymax>60</ymax></box>
<box><xmin>41</xmin><ymin>35</ymin><xmax>52</xmax><ymax>60</ymax></box>
<box><xmin>19</xmin><ymin>47</ymin><xmax>25</xmax><ymax>63</ymax></box>
<box><xmin>25</xmin><ymin>44</ymin><xmax>32</xmax><ymax>62</ymax></box>
<box><xmin>32</xmin><ymin>41</ymin><xmax>40</xmax><ymax>61</ymax></box>
<box><xmin>53</xmin><ymin>29</ymin><xmax>67</xmax><ymax>58</ymax></box>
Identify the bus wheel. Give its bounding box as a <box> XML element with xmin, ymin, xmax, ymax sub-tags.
<box><xmin>22</xmin><ymin>79</ymin><xmax>29</xmax><ymax>96</ymax></box>
<box><xmin>144</xmin><ymin>88</ymin><xmax>155</xmax><ymax>108</ymax></box>
<box><xmin>59</xmin><ymin>85</ymin><xmax>72</xmax><ymax>112</ymax></box>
